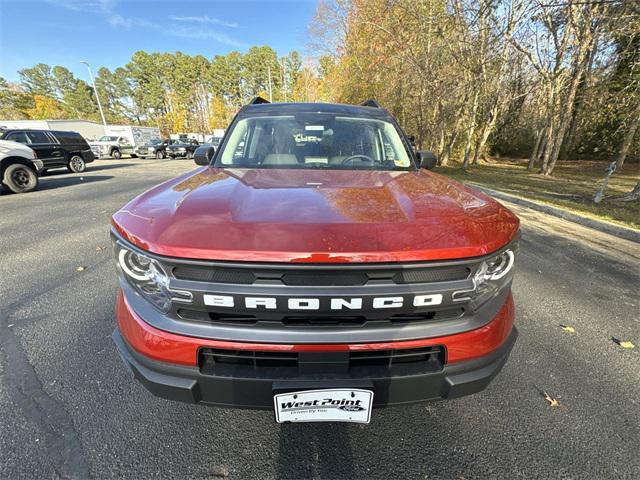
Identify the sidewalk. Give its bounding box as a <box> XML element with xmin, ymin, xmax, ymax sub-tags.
<box><xmin>468</xmin><ymin>183</ymin><xmax>640</xmax><ymax>244</ymax></box>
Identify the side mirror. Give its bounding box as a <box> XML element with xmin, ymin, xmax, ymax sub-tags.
<box><xmin>193</xmin><ymin>145</ymin><xmax>215</xmax><ymax>166</ymax></box>
<box><xmin>417</xmin><ymin>150</ymin><xmax>437</xmax><ymax>170</ymax></box>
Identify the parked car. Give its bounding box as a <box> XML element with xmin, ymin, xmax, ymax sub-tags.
<box><xmin>90</xmin><ymin>126</ymin><xmax>161</xmax><ymax>159</ymax></box>
<box><xmin>0</xmin><ymin>129</ymin><xmax>94</xmax><ymax>174</ymax></box>
<box><xmin>0</xmin><ymin>139</ymin><xmax>42</xmax><ymax>193</ymax></box>
<box><xmin>166</xmin><ymin>138</ymin><xmax>200</xmax><ymax>158</ymax></box>
<box><xmin>204</xmin><ymin>135</ymin><xmax>223</xmax><ymax>148</ymax></box>
<box><xmin>111</xmin><ymin>98</ymin><xmax>520</xmax><ymax>423</ymax></box>
<box><xmin>89</xmin><ymin>135</ymin><xmax>132</xmax><ymax>159</ymax></box>
<box><xmin>134</xmin><ymin>139</ymin><xmax>174</xmax><ymax>159</ymax></box>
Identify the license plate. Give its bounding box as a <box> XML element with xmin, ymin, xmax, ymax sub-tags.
<box><xmin>274</xmin><ymin>389</ymin><xmax>373</xmax><ymax>424</ymax></box>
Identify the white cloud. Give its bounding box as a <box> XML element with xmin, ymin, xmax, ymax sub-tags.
<box><xmin>168</xmin><ymin>15</ymin><xmax>238</xmax><ymax>28</ymax></box>
<box><xmin>45</xmin><ymin>0</ymin><xmax>244</xmax><ymax>47</ymax></box>
<box><xmin>168</xmin><ymin>27</ymin><xmax>245</xmax><ymax>48</ymax></box>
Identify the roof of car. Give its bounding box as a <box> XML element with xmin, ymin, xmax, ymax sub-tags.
<box><xmin>240</xmin><ymin>102</ymin><xmax>393</xmax><ymax>118</ymax></box>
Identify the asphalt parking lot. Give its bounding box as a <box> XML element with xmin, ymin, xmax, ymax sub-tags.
<box><xmin>1</xmin><ymin>158</ymin><xmax>639</xmax><ymax>479</ymax></box>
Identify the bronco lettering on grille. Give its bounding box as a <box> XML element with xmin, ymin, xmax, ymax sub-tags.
<box><xmin>202</xmin><ymin>294</ymin><xmax>443</xmax><ymax>310</ymax></box>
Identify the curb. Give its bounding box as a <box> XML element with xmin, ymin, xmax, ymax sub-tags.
<box><xmin>467</xmin><ymin>183</ymin><xmax>640</xmax><ymax>244</ymax></box>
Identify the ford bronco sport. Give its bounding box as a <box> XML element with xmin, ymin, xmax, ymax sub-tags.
<box><xmin>111</xmin><ymin>99</ymin><xmax>519</xmax><ymax>423</ymax></box>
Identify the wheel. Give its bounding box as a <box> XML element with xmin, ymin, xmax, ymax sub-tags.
<box><xmin>186</xmin><ymin>151</ymin><xmax>193</xmax><ymax>159</ymax></box>
<box><xmin>156</xmin><ymin>150</ymin><xmax>164</xmax><ymax>159</ymax></box>
<box><xmin>3</xmin><ymin>163</ymin><xmax>39</xmax><ymax>193</ymax></box>
<box><xmin>67</xmin><ymin>155</ymin><xmax>86</xmax><ymax>173</ymax></box>
<box><xmin>112</xmin><ymin>149</ymin><xmax>122</xmax><ymax>159</ymax></box>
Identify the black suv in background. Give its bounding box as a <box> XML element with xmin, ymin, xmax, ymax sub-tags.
<box><xmin>167</xmin><ymin>138</ymin><xmax>200</xmax><ymax>158</ymax></box>
<box><xmin>0</xmin><ymin>129</ymin><xmax>95</xmax><ymax>173</ymax></box>
<box><xmin>134</xmin><ymin>139</ymin><xmax>174</xmax><ymax>159</ymax></box>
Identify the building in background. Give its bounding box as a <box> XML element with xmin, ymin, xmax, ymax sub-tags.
<box><xmin>0</xmin><ymin>119</ymin><xmax>106</xmax><ymax>141</ymax></box>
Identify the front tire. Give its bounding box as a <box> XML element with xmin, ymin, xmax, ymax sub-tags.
<box><xmin>112</xmin><ymin>149</ymin><xmax>122</xmax><ymax>159</ymax></box>
<box><xmin>3</xmin><ymin>163</ymin><xmax>39</xmax><ymax>193</ymax></box>
<box><xmin>156</xmin><ymin>150</ymin><xmax>164</xmax><ymax>159</ymax></box>
<box><xmin>186</xmin><ymin>151</ymin><xmax>194</xmax><ymax>159</ymax></box>
<box><xmin>68</xmin><ymin>155</ymin><xmax>86</xmax><ymax>173</ymax></box>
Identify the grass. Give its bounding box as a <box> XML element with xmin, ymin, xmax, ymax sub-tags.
<box><xmin>436</xmin><ymin>158</ymin><xmax>640</xmax><ymax>230</ymax></box>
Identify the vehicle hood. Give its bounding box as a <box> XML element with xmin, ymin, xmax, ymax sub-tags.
<box><xmin>168</xmin><ymin>143</ymin><xmax>190</xmax><ymax>148</ymax></box>
<box><xmin>112</xmin><ymin>168</ymin><xmax>520</xmax><ymax>263</ymax></box>
<box><xmin>0</xmin><ymin>139</ymin><xmax>35</xmax><ymax>158</ymax></box>
<box><xmin>89</xmin><ymin>141</ymin><xmax>114</xmax><ymax>146</ymax></box>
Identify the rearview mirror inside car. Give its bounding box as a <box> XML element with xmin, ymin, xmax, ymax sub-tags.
<box><xmin>193</xmin><ymin>145</ymin><xmax>215</xmax><ymax>166</ymax></box>
<box><xmin>417</xmin><ymin>150</ymin><xmax>438</xmax><ymax>170</ymax></box>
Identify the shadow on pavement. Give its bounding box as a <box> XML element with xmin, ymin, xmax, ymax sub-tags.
<box><xmin>40</xmin><ymin>163</ymin><xmax>135</xmax><ymax>176</ymax></box>
<box><xmin>37</xmin><ymin>175</ymin><xmax>114</xmax><ymax>191</ymax></box>
<box><xmin>277</xmin><ymin>423</ymin><xmax>355</xmax><ymax>479</ymax></box>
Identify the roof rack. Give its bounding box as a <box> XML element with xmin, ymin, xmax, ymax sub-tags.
<box><xmin>249</xmin><ymin>96</ymin><xmax>270</xmax><ymax>105</ymax></box>
<box><xmin>361</xmin><ymin>99</ymin><xmax>381</xmax><ymax>108</ymax></box>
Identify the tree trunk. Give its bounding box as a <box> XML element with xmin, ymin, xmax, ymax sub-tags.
<box><xmin>539</xmin><ymin>109</ymin><xmax>557</xmax><ymax>174</ymax></box>
<box><xmin>621</xmin><ymin>182</ymin><xmax>640</xmax><ymax>202</ymax></box>
<box><xmin>472</xmin><ymin>99</ymin><xmax>500</xmax><ymax>165</ymax></box>
<box><xmin>439</xmin><ymin>101</ymin><xmax>467</xmax><ymax>166</ymax></box>
<box><xmin>615</xmin><ymin>102</ymin><xmax>640</xmax><ymax>170</ymax></box>
<box><xmin>541</xmin><ymin>11</ymin><xmax>597</xmax><ymax>176</ymax></box>
<box><xmin>462</xmin><ymin>90</ymin><xmax>480</xmax><ymax>169</ymax></box>
<box><xmin>562</xmin><ymin>31</ymin><xmax>598</xmax><ymax>159</ymax></box>
<box><xmin>528</xmin><ymin>127</ymin><xmax>545</xmax><ymax>170</ymax></box>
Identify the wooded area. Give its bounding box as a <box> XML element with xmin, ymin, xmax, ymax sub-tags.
<box><xmin>0</xmin><ymin>0</ymin><xmax>638</xmax><ymax>183</ymax></box>
<box><xmin>0</xmin><ymin>47</ymin><xmax>319</xmax><ymax>135</ymax></box>
<box><xmin>311</xmin><ymin>0</ymin><xmax>639</xmax><ymax>176</ymax></box>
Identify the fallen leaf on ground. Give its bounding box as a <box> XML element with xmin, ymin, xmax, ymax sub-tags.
<box><xmin>95</xmin><ymin>245</ymin><xmax>106</xmax><ymax>251</ymax></box>
<box><xmin>613</xmin><ymin>338</ymin><xmax>635</xmax><ymax>349</ymax></box>
<box><xmin>542</xmin><ymin>392</ymin><xmax>560</xmax><ymax>407</ymax></box>
<box><xmin>560</xmin><ymin>325</ymin><xmax>576</xmax><ymax>333</ymax></box>
<box><xmin>210</xmin><ymin>466</ymin><xmax>229</xmax><ymax>478</ymax></box>
<box><xmin>612</xmin><ymin>337</ymin><xmax>635</xmax><ymax>349</ymax></box>
<box><xmin>76</xmin><ymin>266</ymin><xmax>86</xmax><ymax>272</ymax></box>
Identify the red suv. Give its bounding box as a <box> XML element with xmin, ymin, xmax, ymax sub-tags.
<box><xmin>111</xmin><ymin>99</ymin><xmax>519</xmax><ymax>424</ymax></box>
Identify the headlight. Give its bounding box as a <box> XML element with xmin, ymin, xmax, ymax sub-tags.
<box><xmin>454</xmin><ymin>243</ymin><xmax>518</xmax><ymax>310</ymax></box>
<box><xmin>115</xmin><ymin>244</ymin><xmax>175</xmax><ymax>312</ymax></box>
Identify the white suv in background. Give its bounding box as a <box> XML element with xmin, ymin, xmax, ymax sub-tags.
<box><xmin>0</xmin><ymin>139</ymin><xmax>43</xmax><ymax>193</ymax></box>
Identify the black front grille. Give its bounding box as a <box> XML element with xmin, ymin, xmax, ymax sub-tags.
<box><xmin>198</xmin><ymin>345</ymin><xmax>445</xmax><ymax>378</ymax></box>
<box><xmin>393</xmin><ymin>266</ymin><xmax>470</xmax><ymax>284</ymax></box>
<box><xmin>178</xmin><ymin>307</ymin><xmax>462</xmax><ymax>327</ymax></box>
<box><xmin>281</xmin><ymin>271</ymin><xmax>368</xmax><ymax>286</ymax></box>
<box><xmin>173</xmin><ymin>266</ymin><xmax>255</xmax><ymax>284</ymax></box>
<box><xmin>349</xmin><ymin>346</ymin><xmax>444</xmax><ymax>369</ymax></box>
<box><xmin>170</xmin><ymin>262</ymin><xmax>471</xmax><ymax>286</ymax></box>
<box><xmin>177</xmin><ymin>309</ymin><xmax>257</xmax><ymax>325</ymax></box>
<box><xmin>200</xmin><ymin>349</ymin><xmax>298</xmax><ymax>369</ymax></box>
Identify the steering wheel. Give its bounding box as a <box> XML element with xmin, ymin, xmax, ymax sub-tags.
<box><xmin>341</xmin><ymin>154</ymin><xmax>378</xmax><ymax>166</ymax></box>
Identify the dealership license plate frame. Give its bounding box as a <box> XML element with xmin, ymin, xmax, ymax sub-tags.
<box><xmin>273</xmin><ymin>388</ymin><xmax>374</xmax><ymax>424</ymax></box>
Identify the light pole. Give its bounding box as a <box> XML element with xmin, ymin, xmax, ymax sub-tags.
<box><xmin>80</xmin><ymin>61</ymin><xmax>107</xmax><ymax>127</ymax></box>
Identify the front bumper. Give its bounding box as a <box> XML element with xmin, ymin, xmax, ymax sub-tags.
<box><xmin>113</xmin><ymin>290</ymin><xmax>517</xmax><ymax>409</ymax></box>
<box><xmin>168</xmin><ymin>149</ymin><xmax>187</xmax><ymax>157</ymax></box>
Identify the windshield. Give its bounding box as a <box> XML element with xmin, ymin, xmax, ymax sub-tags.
<box><xmin>217</xmin><ymin>114</ymin><xmax>412</xmax><ymax>170</ymax></box>
<box><xmin>149</xmin><ymin>139</ymin><xmax>162</xmax><ymax>145</ymax></box>
<box><xmin>98</xmin><ymin>136</ymin><xmax>118</xmax><ymax>142</ymax></box>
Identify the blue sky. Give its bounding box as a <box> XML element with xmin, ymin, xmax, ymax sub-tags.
<box><xmin>0</xmin><ymin>0</ymin><xmax>317</xmax><ymax>82</ymax></box>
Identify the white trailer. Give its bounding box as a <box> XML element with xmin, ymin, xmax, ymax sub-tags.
<box><xmin>105</xmin><ymin>125</ymin><xmax>161</xmax><ymax>147</ymax></box>
<box><xmin>89</xmin><ymin>125</ymin><xmax>161</xmax><ymax>159</ymax></box>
